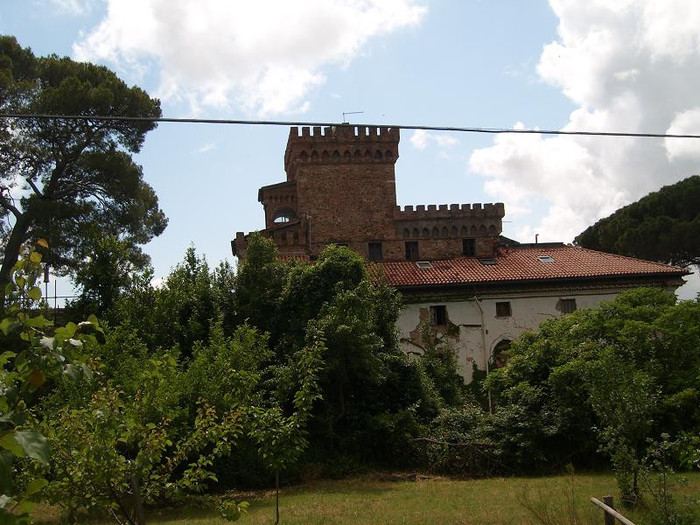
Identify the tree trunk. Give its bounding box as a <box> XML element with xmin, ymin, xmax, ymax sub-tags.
<box><xmin>0</xmin><ymin>213</ymin><xmax>31</xmax><ymax>302</ymax></box>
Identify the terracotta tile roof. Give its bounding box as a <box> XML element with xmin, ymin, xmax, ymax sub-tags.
<box><xmin>373</xmin><ymin>245</ymin><xmax>689</xmax><ymax>288</ymax></box>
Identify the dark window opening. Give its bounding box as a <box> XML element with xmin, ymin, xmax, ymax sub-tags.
<box><xmin>368</xmin><ymin>242</ymin><xmax>383</xmax><ymax>261</ymax></box>
<box><xmin>273</xmin><ymin>207</ymin><xmax>296</xmax><ymax>223</ymax></box>
<box><xmin>462</xmin><ymin>238</ymin><xmax>476</xmax><ymax>256</ymax></box>
<box><xmin>559</xmin><ymin>298</ymin><xmax>577</xmax><ymax>314</ymax></box>
<box><xmin>491</xmin><ymin>339</ymin><xmax>512</xmax><ymax>369</ymax></box>
<box><xmin>405</xmin><ymin>241</ymin><xmax>419</xmax><ymax>260</ymax></box>
<box><xmin>496</xmin><ymin>301</ymin><xmax>512</xmax><ymax>318</ymax></box>
<box><xmin>430</xmin><ymin>305</ymin><xmax>447</xmax><ymax>326</ymax></box>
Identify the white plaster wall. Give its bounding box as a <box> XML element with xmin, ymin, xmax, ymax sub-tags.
<box><xmin>398</xmin><ymin>289</ymin><xmax>621</xmax><ymax>383</ymax></box>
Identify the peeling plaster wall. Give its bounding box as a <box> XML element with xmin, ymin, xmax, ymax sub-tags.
<box><xmin>397</xmin><ymin>289</ymin><xmax>621</xmax><ymax>383</ymax></box>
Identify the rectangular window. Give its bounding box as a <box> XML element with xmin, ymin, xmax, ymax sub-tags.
<box><xmin>368</xmin><ymin>242</ymin><xmax>383</xmax><ymax>261</ymax></box>
<box><xmin>559</xmin><ymin>298</ymin><xmax>577</xmax><ymax>314</ymax></box>
<box><xmin>495</xmin><ymin>301</ymin><xmax>512</xmax><ymax>318</ymax></box>
<box><xmin>405</xmin><ymin>241</ymin><xmax>419</xmax><ymax>260</ymax></box>
<box><xmin>430</xmin><ymin>305</ymin><xmax>447</xmax><ymax>326</ymax></box>
<box><xmin>462</xmin><ymin>238</ymin><xmax>476</xmax><ymax>256</ymax></box>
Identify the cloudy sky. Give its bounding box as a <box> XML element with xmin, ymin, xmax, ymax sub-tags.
<box><xmin>2</xmin><ymin>0</ymin><xmax>699</xmax><ymax>296</ymax></box>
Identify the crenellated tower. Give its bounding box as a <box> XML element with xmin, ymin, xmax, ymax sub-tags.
<box><xmin>233</xmin><ymin>125</ymin><xmax>505</xmax><ymax>262</ymax></box>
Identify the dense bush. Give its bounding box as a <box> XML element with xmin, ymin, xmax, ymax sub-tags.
<box><xmin>422</xmin><ymin>288</ymin><xmax>700</xmax><ymax>505</ymax></box>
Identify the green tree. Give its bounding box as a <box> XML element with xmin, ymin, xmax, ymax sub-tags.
<box><xmin>71</xmin><ymin>235</ymin><xmax>148</xmax><ymax>315</ymax></box>
<box><xmin>575</xmin><ymin>176</ymin><xmax>700</xmax><ymax>267</ymax></box>
<box><xmin>0</xmin><ymin>36</ymin><xmax>166</xmax><ymax>291</ymax></box>
<box><xmin>236</xmin><ymin>237</ymin><xmax>456</xmax><ymax>468</ymax></box>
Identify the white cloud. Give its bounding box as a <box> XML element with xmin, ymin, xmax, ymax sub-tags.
<box><xmin>410</xmin><ymin>129</ymin><xmax>459</xmax><ymax>151</ymax></box>
<box><xmin>47</xmin><ymin>0</ymin><xmax>94</xmax><ymax>15</ymax></box>
<box><xmin>73</xmin><ymin>0</ymin><xmax>426</xmax><ymax>116</ymax></box>
<box><xmin>470</xmin><ymin>0</ymin><xmax>700</xmax><ymax>242</ymax></box>
<box><xmin>195</xmin><ymin>142</ymin><xmax>216</xmax><ymax>154</ymax></box>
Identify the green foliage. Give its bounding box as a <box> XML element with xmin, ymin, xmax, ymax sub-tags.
<box><xmin>575</xmin><ymin>175</ymin><xmax>700</xmax><ymax>267</ymax></box>
<box><xmin>110</xmin><ymin>247</ymin><xmax>237</xmax><ymax>357</ymax></box>
<box><xmin>0</xmin><ymin>243</ymin><xmax>100</xmax><ymax>523</ymax></box>
<box><xmin>43</xmin><ymin>369</ymin><xmax>247</xmax><ymax>523</ymax></box>
<box><xmin>0</xmin><ymin>35</ymin><xmax>166</xmax><ymax>291</ymax></box>
<box><xmin>480</xmin><ymin>288</ymin><xmax>700</xmax><ymax>482</ymax></box>
<box><xmin>71</xmin><ymin>235</ymin><xmax>147</xmax><ymax>316</ymax></box>
<box><xmin>38</xmin><ymin>313</ymin><xmax>325</xmax><ymax>522</ymax></box>
<box><xmin>233</xmin><ymin>236</ymin><xmax>460</xmax><ymax>470</ymax></box>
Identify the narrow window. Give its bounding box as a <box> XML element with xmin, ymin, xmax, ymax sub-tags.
<box><xmin>405</xmin><ymin>241</ymin><xmax>419</xmax><ymax>260</ymax></box>
<box><xmin>462</xmin><ymin>238</ymin><xmax>476</xmax><ymax>256</ymax></box>
<box><xmin>430</xmin><ymin>305</ymin><xmax>447</xmax><ymax>326</ymax></box>
<box><xmin>496</xmin><ymin>301</ymin><xmax>512</xmax><ymax>318</ymax></box>
<box><xmin>559</xmin><ymin>298</ymin><xmax>577</xmax><ymax>314</ymax></box>
<box><xmin>368</xmin><ymin>242</ymin><xmax>383</xmax><ymax>261</ymax></box>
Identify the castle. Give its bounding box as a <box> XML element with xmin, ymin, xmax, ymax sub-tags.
<box><xmin>232</xmin><ymin>125</ymin><xmax>505</xmax><ymax>261</ymax></box>
<box><xmin>233</xmin><ymin>126</ymin><xmax>687</xmax><ymax>382</ymax></box>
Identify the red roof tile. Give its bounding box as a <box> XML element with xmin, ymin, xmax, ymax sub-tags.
<box><xmin>373</xmin><ymin>245</ymin><xmax>689</xmax><ymax>288</ymax></box>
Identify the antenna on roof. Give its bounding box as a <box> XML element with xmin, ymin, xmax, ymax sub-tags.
<box><xmin>342</xmin><ymin>111</ymin><xmax>364</xmax><ymax>124</ymax></box>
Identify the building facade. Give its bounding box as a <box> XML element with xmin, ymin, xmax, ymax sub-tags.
<box><xmin>233</xmin><ymin>126</ymin><xmax>688</xmax><ymax>382</ymax></box>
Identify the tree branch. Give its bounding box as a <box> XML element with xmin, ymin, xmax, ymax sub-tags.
<box><xmin>25</xmin><ymin>175</ymin><xmax>43</xmax><ymax>198</ymax></box>
<box><xmin>0</xmin><ymin>192</ymin><xmax>22</xmax><ymax>219</ymax></box>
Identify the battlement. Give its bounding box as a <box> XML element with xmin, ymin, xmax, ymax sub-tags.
<box><xmin>395</xmin><ymin>202</ymin><xmax>505</xmax><ymax>220</ymax></box>
<box><xmin>284</xmin><ymin>125</ymin><xmax>400</xmax><ymax>179</ymax></box>
<box><xmin>288</xmin><ymin>125</ymin><xmax>399</xmax><ymax>141</ymax></box>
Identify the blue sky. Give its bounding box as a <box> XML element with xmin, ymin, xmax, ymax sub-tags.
<box><xmin>2</xmin><ymin>0</ymin><xmax>699</xmax><ymax>297</ymax></box>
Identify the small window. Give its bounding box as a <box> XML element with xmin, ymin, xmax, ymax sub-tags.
<box><xmin>430</xmin><ymin>305</ymin><xmax>447</xmax><ymax>326</ymax></box>
<box><xmin>405</xmin><ymin>241</ymin><xmax>419</xmax><ymax>260</ymax></box>
<box><xmin>538</xmin><ymin>255</ymin><xmax>555</xmax><ymax>263</ymax></box>
<box><xmin>462</xmin><ymin>238</ymin><xmax>476</xmax><ymax>257</ymax></box>
<box><xmin>368</xmin><ymin>242</ymin><xmax>383</xmax><ymax>261</ymax></box>
<box><xmin>559</xmin><ymin>298</ymin><xmax>577</xmax><ymax>314</ymax></box>
<box><xmin>416</xmin><ymin>261</ymin><xmax>433</xmax><ymax>269</ymax></box>
<box><xmin>496</xmin><ymin>301</ymin><xmax>512</xmax><ymax>318</ymax></box>
<box><xmin>479</xmin><ymin>258</ymin><xmax>496</xmax><ymax>266</ymax></box>
<box><xmin>273</xmin><ymin>207</ymin><xmax>296</xmax><ymax>223</ymax></box>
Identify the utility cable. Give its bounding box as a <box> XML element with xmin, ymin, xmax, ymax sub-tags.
<box><xmin>1</xmin><ymin>113</ymin><xmax>699</xmax><ymax>139</ymax></box>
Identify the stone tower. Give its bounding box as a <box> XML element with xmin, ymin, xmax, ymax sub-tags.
<box><xmin>233</xmin><ymin>125</ymin><xmax>505</xmax><ymax>262</ymax></box>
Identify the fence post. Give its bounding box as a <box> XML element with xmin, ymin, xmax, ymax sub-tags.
<box><xmin>603</xmin><ymin>495</ymin><xmax>615</xmax><ymax>525</ymax></box>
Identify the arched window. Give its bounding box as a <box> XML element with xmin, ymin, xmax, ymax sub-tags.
<box><xmin>491</xmin><ymin>339</ymin><xmax>512</xmax><ymax>369</ymax></box>
<box><xmin>273</xmin><ymin>207</ymin><xmax>296</xmax><ymax>223</ymax></box>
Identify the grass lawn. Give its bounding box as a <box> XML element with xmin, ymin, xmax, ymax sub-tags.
<box><xmin>33</xmin><ymin>471</ymin><xmax>700</xmax><ymax>524</ymax></box>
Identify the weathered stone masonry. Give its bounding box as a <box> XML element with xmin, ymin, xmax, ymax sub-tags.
<box><xmin>232</xmin><ymin>125</ymin><xmax>505</xmax><ymax>261</ymax></box>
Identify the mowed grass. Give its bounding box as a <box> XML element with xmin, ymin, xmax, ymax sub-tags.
<box><xmin>34</xmin><ymin>472</ymin><xmax>700</xmax><ymax>524</ymax></box>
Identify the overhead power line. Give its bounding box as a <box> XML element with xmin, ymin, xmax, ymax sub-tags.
<box><xmin>1</xmin><ymin>113</ymin><xmax>699</xmax><ymax>139</ymax></box>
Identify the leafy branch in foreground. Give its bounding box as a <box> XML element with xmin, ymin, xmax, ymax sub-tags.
<box><xmin>1</xmin><ymin>241</ymin><xmax>100</xmax><ymax>523</ymax></box>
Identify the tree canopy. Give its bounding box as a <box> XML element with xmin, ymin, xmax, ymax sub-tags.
<box><xmin>574</xmin><ymin>176</ymin><xmax>700</xmax><ymax>267</ymax></box>
<box><xmin>0</xmin><ymin>35</ymin><xmax>166</xmax><ymax>288</ymax></box>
